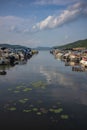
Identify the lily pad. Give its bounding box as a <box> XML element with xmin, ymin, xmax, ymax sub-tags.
<box><xmin>54</xmin><ymin>108</ymin><xmax>63</xmax><ymax>113</ymax></box>
<box><xmin>8</xmin><ymin>107</ymin><xmax>16</xmax><ymax>111</ymax></box>
<box><xmin>19</xmin><ymin>98</ymin><xmax>29</xmax><ymax>104</ymax></box>
<box><xmin>61</xmin><ymin>114</ymin><xmax>69</xmax><ymax>119</ymax></box>
<box><xmin>31</xmin><ymin>81</ymin><xmax>46</xmax><ymax>88</ymax></box>
<box><xmin>14</xmin><ymin>90</ymin><xmax>20</xmax><ymax>93</ymax></box>
<box><xmin>23</xmin><ymin>109</ymin><xmax>31</xmax><ymax>112</ymax></box>
<box><xmin>23</xmin><ymin>98</ymin><xmax>29</xmax><ymax>101</ymax></box>
<box><xmin>41</xmin><ymin>86</ymin><xmax>46</xmax><ymax>89</ymax></box>
<box><xmin>36</xmin><ymin>112</ymin><xmax>42</xmax><ymax>115</ymax></box>
<box><xmin>22</xmin><ymin>88</ymin><xmax>32</xmax><ymax>92</ymax></box>
<box><xmin>16</xmin><ymin>86</ymin><xmax>24</xmax><ymax>89</ymax></box>
<box><xmin>32</xmin><ymin>108</ymin><xmax>38</xmax><ymax>111</ymax></box>
<box><xmin>49</xmin><ymin>108</ymin><xmax>63</xmax><ymax>113</ymax></box>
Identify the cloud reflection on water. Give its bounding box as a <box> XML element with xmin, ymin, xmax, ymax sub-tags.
<box><xmin>40</xmin><ymin>65</ymin><xmax>87</xmax><ymax>106</ymax></box>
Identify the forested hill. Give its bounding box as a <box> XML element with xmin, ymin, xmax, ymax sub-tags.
<box><xmin>0</xmin><ymin>44</ymin><xmax>28</xmax><ymax>49</ymax></box>
<box><xmin>53</xmin><ymin>39</ymin><xmax>87</xmax><ymax>49</ymax></box>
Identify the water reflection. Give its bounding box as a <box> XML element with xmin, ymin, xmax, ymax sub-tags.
<box><xmin>39</xmin><ymin>63</ymin><xmax>87</xmax><ymax>106</ymax></box>
<box><xmin>0</xmin><ymin>51</ymin><xmax>87</xmax><ymax>129</ymax></box>
<box><xmin>0</xmin><ymin>59</ymin><xmax>28</xmax><ymax>76</ymax></box>
<box><xmin>0</xmin><ymin>65</ymin><xmax>9</xmax><ymax>75</ymax></box>
<box><xmin>40</xmin><ymin>66</ymin><xmax>74</xmax><ymax>86</ymax></box>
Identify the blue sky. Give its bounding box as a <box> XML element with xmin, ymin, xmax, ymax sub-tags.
<box><xmin>0</xmin><ymin>0</ymin><xmax>87</xmax><ymax>47</ymax></box>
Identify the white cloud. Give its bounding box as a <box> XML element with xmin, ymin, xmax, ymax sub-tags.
<box><xmin>0</xmin><ymin>16</ymin><xmax>35</xmax><ymax>33</ymax></box>
<box><xmin>0</xmin><ymin>16</ymin><xmax>23</xmax><ymax>26</ymax></box>
<box><xmin>33</xmin><ymin>0</ymin><xmax>80</xmax><ymax>5</ymax></box>
<box><xmin>32</xmin><ymin>1</ymin><xmax>87</xmax><ymax>31</ymax></box>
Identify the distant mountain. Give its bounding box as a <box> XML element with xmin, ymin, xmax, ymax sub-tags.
<box><xmin>0</xmin><ymin>44</ymin><xmax>29</xmax><ymax>49</ymax></box>
<box><xmin>53</xmin><ymin>39</ymin><xmax>87</xmax><ymax>49</ymax></box>
<box><xmin>34</xmin><ymin>47</ymin><xmax>52</xmax><ymax>50</ymax></box>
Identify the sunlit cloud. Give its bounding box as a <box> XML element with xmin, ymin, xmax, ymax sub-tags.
<box><xmin>32</xmin><ymin>1</ymin><xmax>87</xmax><ymax>31</ymax></box>
<box><xmin>0</xmin><ymin>1</ymin><xmax>87</xmax><ymax>34</ymax></box>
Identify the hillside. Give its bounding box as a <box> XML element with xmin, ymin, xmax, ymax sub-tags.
<box><xmin>53</xmin><ymin>39</ymin><xmax>87</xmax><ymax>49</ymax></box>
<box><xmin>34</xmin><ymin>47</ymin><xmax>52</xmax><ymax>51</ymax></box>
<box><xmin>0</xmin><ymin>44</ymin><xmax>29</xmax><ymax>49</ymax></box>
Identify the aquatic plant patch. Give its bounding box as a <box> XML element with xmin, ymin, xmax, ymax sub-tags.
<box><xmin>31</xmin><ymin>81</ymin><xmax>47</xmax><ymax>89</ymax></box>
<box><xmin>22</xmin><ymin>88</ymin><xmax>32</xmax><ymax>92</ymax></box>
<box><xmin>8</xmin><ymin>107</ymin><xmax>16</xmax><ymax>111</ymax></box>
<box><xmin>18</xmin><ymin>98</ymin><xmax>29</xmax><ymax>104</ymax></box>
<box><xmin>23</xmin><ymin>109</ymin><xmax>32</xmax><ymax>112</ymax></box>
<box><xmin>61</xmin><ymin>114</ymin><xmax>69</xmax><ymax>119</ymax></box>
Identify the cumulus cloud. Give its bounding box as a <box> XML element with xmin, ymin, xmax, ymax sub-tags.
<box><xmin>32</xmin><ymin>2</ymin><xmax>87</xmax><ymax>31</ymax></box>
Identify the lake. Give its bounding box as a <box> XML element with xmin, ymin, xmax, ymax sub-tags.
<box><xmin>0</xmin><ymin>51</ymin><xmax>87</xmax><ymax>129</ymax></box>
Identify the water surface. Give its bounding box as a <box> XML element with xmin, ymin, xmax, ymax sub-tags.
<box><xmin>0</xmin><ymin>51</ymin><xmax>87</xmax><ymax>129</ymax></box>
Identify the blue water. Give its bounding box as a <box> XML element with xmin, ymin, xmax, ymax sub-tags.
<box><xmin>0</xmin><ymin>51</ymin><xmax>87</xmax><ymax>129</ymax></box>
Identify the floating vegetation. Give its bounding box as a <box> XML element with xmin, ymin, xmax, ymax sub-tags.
<box><xmin>8</xmin><ymin>107</ymin><xmax>16</xmax><ymax>111</ymax></box>
<box><xmin>1</xmin><ymin>86</ymin><xmax>70</xmax><ymax>123</ymax></box>
<box><xmin>16</xmin><ymin>85</ymin><xmax>25</xmax><ymax>89</ymax></box>
<box><xmin>22</xmin><ymin>88</ymin><xmax>32</xmax><ymax>92</ymax></box>
<box><xmin>23</xmin><ymin>109</ymin><xmax>32</xmax><ymax>113</ymax></box>
<box><xmin>36</xmin><ymin>112</ymin><xmax>42</xmax><ymax>115</ymax></box>
<box><xmin>8</xmin><ymin>88</ymin><xmax>12</xmax><ymax>91</ymax></box>
<box><xmin>31</xmin><ymin>81</ymin><xmax>47</xmax><ymax>89</ymax></box>
<box><xmin>7</xmin><ymin>81</ymin><xmax>47</xmax><ymax>95</ymax></box>
<box><xmin>49</xmin><ymin>108</ymin><xmax>63</xmax><ymax>113</ymax></box>
<box><xmin>54</xmin><ymin>108</ymin><xmax>63</xmax><ymax>113</ymax></box>
<box><xmin>19</xmin><ymin>98</ymin><xmax>29</xmax><ymax>104</ymax></box>
<box><xmin>32</xmin><ymin>108</ymin><xmax>38</xmax><ymax>112</ymax></box>
<box><xmin>14</xmin><ymin>90</ymin><xmax>20</xmax><ymax>93</ymax></box>
<box><xmin>61</xmin><ymin>114</ymin><xmax>69</xmax><ymax>119</ymax></box>
<box><xmin>41</xmin><ymin>86</ymin><xmax>46</xmax><ymax>89</ymax></box>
